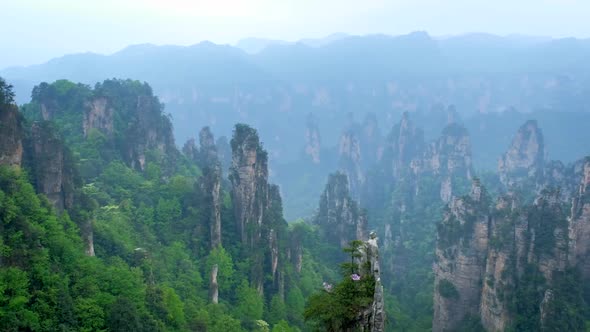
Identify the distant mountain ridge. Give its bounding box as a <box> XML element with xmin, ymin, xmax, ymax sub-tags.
<box><xmin>3</xmin><ymin>31</ymin><xmax>590</xmax><ymax>172</ymax></box>
<box><xmin>5</xmin><ymin>32</ymin><xmax>590</xmax><ymax>87</ymax></box>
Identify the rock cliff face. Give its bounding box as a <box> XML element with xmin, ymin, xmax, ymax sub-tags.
<box><xmin>304</xmin><ymin>114</ymin><xmax>321</xmax><ymax>164</ymax></box>
<box><xmin>29</xmin><ymin>122</ymin><xmax>76</xmax><ymax>212</ymax></box>
<box><xmin>380</xmin><ymin>114</ymin><xmax>472</xmax><ymax>203</ymax></box>
<box><xmin>28</xmin><ymin>122</ymin><xmax>95</xmax><ymax>256</ymax></box>
<box><xmin>434</xmin><ymin>169</ymin><xmax>586</xmax><ymax>331</ymax></box>
<box><xmin>359</xmin><ymin>113</ymin><xmax>383</xmax><ymax>168</ymax></box>
<box><xmin>338</xmin><ymin>130</ymin><xmax>365</xmax><ymax>201</ymax></box>
<box><xmin>124</xmin><ymin>95</ymin><xmax>176</xmax><ymax>171</ymax></box>
<box><xmin>420</xmin><ymin>123</ymin><xmax>473</xmax><ymax>179</ymax></box>
<box><xmin>83</xmin><ymin>97</ymin><xmax>113</xmax><ymax>138</ymax></box>
<box><xmin>229</xmin><ymin>124</ymin><xmax>284</xmax><ymax>293</ymax></box>
<box><xmin>433</xmin><ymin>180</ymin><xmax>489</xmax><ymax>332</ymax></box>
<box><xmin>417</xmin><ymin>123</ymin><xmax>473</xmax><ymax>202</ymax></box>
<box><xmin>230</xmin><ymin>124</ymin><xmax>270</xmax><ymax>245</ymax></box>
<box><xmin>315</xmin><ymin>172</ymin><xmax>367</xmax><ymax>249</ymax></box>
<box><xmin>1</xmin><ymin>101</ymin><xmax>95</xmax><ymax>256</ymax></box>
<box><xmin>498</xmin><ymin>120</ymin><xmax>545</xmax><ymax>188</ymax></box>
<box><xmin>568</xmin><ymin>158</ymin><xmax>590</xmax><ymax>278</ymax></box>
<box><xmin>0</xmin><ymin>106</ymin><xmax>24</xmax><ymax>167</ymax></box>
<box><xmin>197</xmin><ymin>127</ymin><xmax>222</xmax><ymax>249</ymax></box>
<box><xmin>31</xmin><ymin>80</ymin><xmax>178</xmax><ymax>173</ymax></box>
<box><xmin>182</xmin><ymin>137</ymin><xmax>198</xmax><ymax>162</ymax></box>
<box><xmin>358</xmin><ymin>232</ymin><xmax>385</xmax><ymax>332</ymax></box>
<box><xmin>384</xmin><ymin>112</ymin><xmax>425</xmax><ymax>178</ymax></box>
<box><xmin>479</xmin><ymin>194</ymin><xmax>522</xmax><ymax>331</ymax></box>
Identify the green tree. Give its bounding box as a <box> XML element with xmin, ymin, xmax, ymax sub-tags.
<box><xmin>235</xmin><ymin>280</ymin><xmax>264</xmax><ymax>322</ymax></box>
<box><xmin>205</xmin><ymin>246</ymin><xmax>235</xmax><ymax>294</ymax></box>
<box><xmin>268</xmin><ymin>294</ymin><xmax>287</xmax><ymax>325</ymax></box>
<box><xmin>0</xmin><ymin>77</ymin><xmax>15</xmax><ymax>106</ymax></box>
<box><xmin>106</xmin><ymin>297</ymin><xmax>143</xmax><ymax>332</ymax></box>
<box><xmin>303</xmin><ymin>241</ymin><xmax>376</xmax><ymax>332</ymax></box>
<box><xmin>0</xmin><ymin>267</ymin><xmax>39</xmax><ymax>331</ymax></box>
<box><xmin>272</xmin><ymin>319</ymin><xmax>297</xmax><ymax>332</ymax></box>
<box><xmin>286</xmin><ymin>286</ymin><xmax>305</xmax><ymax>326</ymax></box>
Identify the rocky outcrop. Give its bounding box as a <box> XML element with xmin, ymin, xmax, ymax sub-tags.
<box><xmin>0</xmin><ymin>106</ymin><xmax>24</xmax><ymax>167</ymax></box>
<box><xmin>433</xmin><ymin>180</ymin><xmax>489</xmax><ymax>332</ymax></box>
<box><xmin>498</xmin><ymin>120</ymin><xmax>545</xmax><ymax>188</ymax></box>
<box><xmin>479</xmin><ymin>194</ymin><xmax>523</xmax><ymax>331</ymax></box>
<box><xmin>197</xmin><ymin>127</ymin><xmax>222</xmax><ymax>249</ymax></box>
<box><xmin>83</xmin><ymin>97</ymin><xmax>113</xmax><ymax>138</ymax></box>
<box><xmin>338</xmin><ymin>130</ymin><xmax>365</xmax><ymax>201</ymax></box>
<box><xmin>434</xmin><ymin>176</ymin><xmax>579</xmax><ymax>331</ymax></box>
<box><xmin>30</xmin><ymin>122</ymin><xmax>76</xmax><ymax>212</ymax></box>
<box><xmin>125</xmin><ymin>95</ymin><xmax>176</xmax><ymax>171</ymax></box>
<box><xmin>31</xmin><ymin>80</ymin><xmax>178</xmax><ymax>174</ymax></box>
<box><xmin>230</xmin><ymin>124</ymin><xmax>270</xmax><ymax>245</ymax></box>
<box><xmin>568</xmin><ymin>158</ymin><xmax>590</xmax><ymax>278</ymax></box>
<box><xmin>182</xmin><ymin>138</ymin><xmax>198</xmax><ymax>162</ymax></box>
<box><xmin>209</xmin><ymin>264</ymin><xmax>219</xmax><ymax>304</ymax></box>
<box><xmin>421</xmin><ymin>123</ymin><xmax>473</xmax><ymax>179</ymax></box>
<box><xmin>229</xmin><ymin>124</ymin><xmax>285</xmax><ymax>293</ymax></box>
<box><xmin>384</xmin><ymin>112</ymin><xmax>425</xmax><ymax>178</ymax></box>
<box><xmin>359</xmin><ymin>113</ymin><xmax>383</xmax><ymax>167</ymax></box>
<box><xmin>3</xmin><ymin>95</ymin><xmax>96</xmax><ymax>256</ymax></box>
<box><xmin>358</xmin><ymin>232</ymin><xmax>385</xmax><ymax>332</ymax></box>
<box><xmin>304</xmin><ymin>114</ymin><xmax>321</xmax><ymax>164</ymax></box>
<box><xmin>380</xmin><ymin>114</ymin><xmax>472</xmax><ymax>203</ymax></box>
<box><xmin>417</xmin><ymin>123</ymin><xmax>473</xmax><ymax>202</ymax></box>
<box><xmin>529</xmin><ymin>189</ymin><xmax>569</xmax><ymax>281</ymax></box>
<box><xmin>315</xmin><ymin>172</ymin><xmax>367</xmax><ymax>249</ymax></box>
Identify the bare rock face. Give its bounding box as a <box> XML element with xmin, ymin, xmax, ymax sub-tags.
<box><xmin>382</xmin><ymin>114</ymin><xmax>472</xmax><ymax>203</ymax></box>
<box><xmin>498</xmin><ymin>120</ymin><xmax>544</xmax><ymax>188</ymax></box>
<box><xmin>30</xmin><ymin>122</ymin><xmax>75</xmax><ymax>212</ymax></box>
<box><xmin>358</xmin><ymin>232</ymin><xmax>385</xmax><ymax>332</ymax></box>
<box><xmin>0</xmin><ymin>106</ymin><xmax>24</xmax><ymax>167</ymax></box>
<box><xmin>315</xmin><ymin>172</ymin><xmax>367</xmax><ymax>249</ymax></box>
<box><xmin>182</xmin><ymin>138</ymin><xmax>198</xmax><ymax>162</ymax></box>
<box><xmin>479</xmin><ymin>194</ymin><xmax>523</xmax><ymax>331</ymax></box>
<box><xmin>434</xmin><ymin>177</ymin><xmax>577</xmax><ymax>331</ymax></box>
<box><xmin>83</xmin><ymin>97</ymin><xmax>113</xmax><ymax>138</ymax></box>
<box><xmin>198</xmin><ymin>127</ymin><xmax>222</xmax><ymax>249</ymax></box>
<box><xmin>359</xmin><ymin>113</ymin><xmax>383</xmax><ymax>167</ymax></box>
<box><xmin>568</xmin><ymin>158</ymin><xmax>590</xmax><ymax>278</ymax></box>
<box><xmin>125</xmin><ymin>95</ymin><xmax>176</xmax><ymax>171</ymax></box>
<box><xmin>209</xmin><ymin>264</ymin><xmax>219</xmax><ymax>304</ymax></box>
<box><xmin>304</xmin><ymin>114</ymin><xmax>321</xmax><ymax>164</ymax></box>
<box><xmin>230</xmin><ymin>124</ymin><xmax>270</xmax><ymax>245</ymax></box>
<box><xmin>433</xmin><ymin>180</ymin><xmax>489</xmax><ymax>332</ymax></box>
<box><xmin>529</xmin><ymin>189</ymin><xmax>569</xmax><ymax>282</ymax></box>
<box><xmin>384</xmin><ymin>112</ymin><xmax>425</xmax><ymax>178</ymax></box>
<box><xmin>419</xmin><ymin>123</ymin><xmax>473</xmax><ymax>178</ymax></box>
<box><xmin>414</xmin><ymin>123</ymin><xmax>473</xmax><ymax>203</ymax></box>
<box><xmin>229</xmin><ymin>124</ymin><xmax>285</xmax><ymax>293</ymax></box>
<box><xmin>338</xmin><ymin>129</ymin><xmax>365</xmax><ymax>201</ymax></box>
<box><xmin>440</xmin><ymin>176</ymin><xmax>453</xmax><ymax>204</ymax></box>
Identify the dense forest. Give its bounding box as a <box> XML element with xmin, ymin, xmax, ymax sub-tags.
<box><xmin>0</xmin><ymin>77</ymin><xmax>385</xmax><ymax>331</ymax></box>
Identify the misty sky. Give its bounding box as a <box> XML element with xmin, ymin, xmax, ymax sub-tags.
<box><xmin>2</xmin><ymin>0</ymin><xmax>589</xmax><ymax>68</ymax></box>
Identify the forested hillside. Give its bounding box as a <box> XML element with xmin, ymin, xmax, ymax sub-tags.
<box><xmin>0</xmin><ymin>77</ymin><xmax>385</xmax><ymax>331</ymax></box>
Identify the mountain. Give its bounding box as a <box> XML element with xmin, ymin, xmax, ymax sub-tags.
<box><xmin>235</xmin><ymin>33</ymin><xmax>350</xmax><ymax>54</ymax></box>
<box><xmin>0</xmin><ymin>76</ymin><xmax>390</xmax><ymax>331</ymax></box>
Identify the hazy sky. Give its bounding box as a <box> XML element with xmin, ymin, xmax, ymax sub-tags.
<box><xmin>2</xmin><ymin>0</ymin><xmax>589</xmax><ymax>68</ymax></box>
